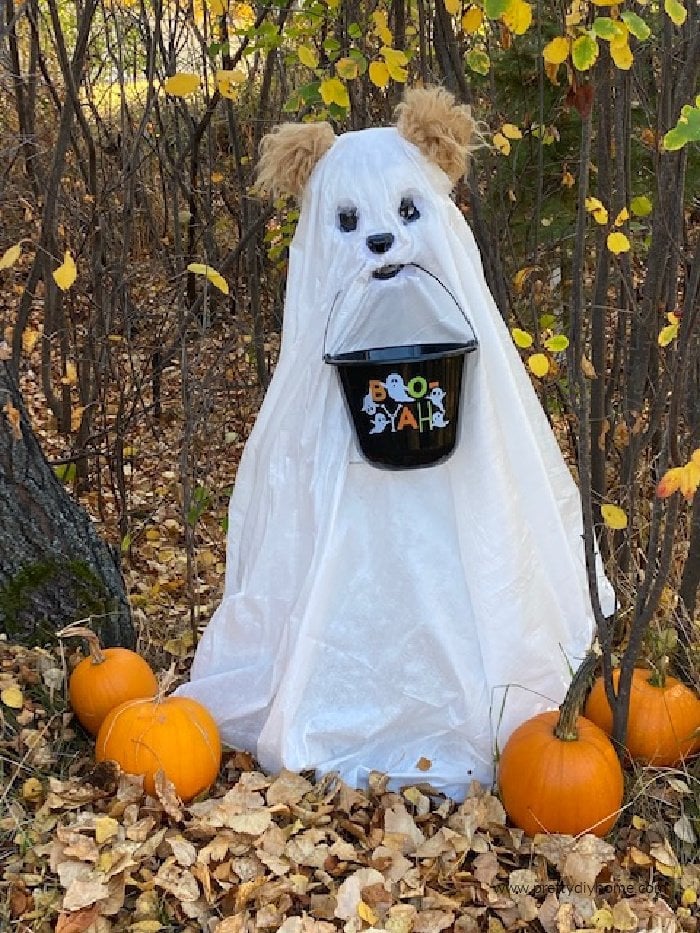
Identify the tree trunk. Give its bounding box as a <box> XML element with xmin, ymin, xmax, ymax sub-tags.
<box><xmin>0</xmin><ymin>359</ymin><xmax>133</xmax><ymax>647</ymax></box>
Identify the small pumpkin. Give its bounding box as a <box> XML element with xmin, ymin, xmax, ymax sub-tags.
<box><xmin>65</xmin><ymin>627</ymin><xmax>158</xmax><ymax>736</ymax></box>
<box><xmin>585</xmin><ymin>667</ymin><xmax>700</xmax><ymax>767</ymax></box>
<box><xmin>95</xmin><ymin>694</ymin><xmax>221</xmax><ymax>801</ymax></box>
<box><xmin>499</xmin><ymin>653</ymin><xmax>624</xmax><ymax>837</ymax></box>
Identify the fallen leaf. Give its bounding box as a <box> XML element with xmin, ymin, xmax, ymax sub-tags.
<box><xmin>55</xmin><ymin>904</ymin><xmax>101</xmax><ymax>933</ymax></box>
<box><xmin>562</xmin><ymin>834</ymin><xmax>615</xmax><ymax>889</ymax></box>
<box><xmin>3</xmin><ymin>401</ymin><xmax>22</xmax><ymax>440</ymax></box>
<box><xmin>334</xmin><ymin>868</ymin><xmax>386</xmax><ymax>920</ymax></box>
<box><xmin>1</xmin><ymin>684</ymin><xmax>24</xmax><ymax>708</ymax></box>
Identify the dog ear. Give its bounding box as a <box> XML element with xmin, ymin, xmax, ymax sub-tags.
<box><xmin>257</xmin><ymin>122</ymin><xmax>336</xmax><ymax>198</ymax></box>
<box><xmin>395</xmin><ymin>87</ymin><xmax>475</xmax><ymax>185</ymax></box>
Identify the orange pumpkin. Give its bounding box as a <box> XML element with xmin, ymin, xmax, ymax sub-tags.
<box><xmin>67</xmin><ymin>629</ymin><xmax>158</xmax><ymax>736</ymax></box>
<box><xmin>585</xmin><ymin>668</ymin><xmax>700</xmax><ymax>767</ymax></box>
<box><xmin>95</xmin><ymin>695</ymin><xmax>221</xmax><ymax>801</ymax></box>
<box><xmin>498</xmin><ymin>653</ymin><xmax>624</xmax><ymax>837</ymax></box>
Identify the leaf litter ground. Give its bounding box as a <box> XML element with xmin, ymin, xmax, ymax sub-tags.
<box><xmin>2</xmin><ymin>642</ymin><xmax>700</xmax><ymax>932</ymax></box>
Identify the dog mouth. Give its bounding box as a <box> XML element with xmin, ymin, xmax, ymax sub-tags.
<box><xmin>372</xmin><ymin>264</ymin><xmax>404</xmax><ymax>280</ymax></box>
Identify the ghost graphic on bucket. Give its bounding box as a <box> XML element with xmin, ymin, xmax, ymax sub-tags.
<box><xmin>364</xmin><ymin>373</ymin><xmax>448</xmax><ymax>435</ymax></box>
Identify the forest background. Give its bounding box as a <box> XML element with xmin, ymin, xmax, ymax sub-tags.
<box><xmin>0</xmin><ymin>0</ymin><xmax>699</xmax><ymax>929</ymax></box>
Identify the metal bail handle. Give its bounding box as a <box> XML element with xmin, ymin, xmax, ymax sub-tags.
<box><xmin>322</xmin><ymin>263</ymin><xmax>479</xmax><ymax>362</ymax></box>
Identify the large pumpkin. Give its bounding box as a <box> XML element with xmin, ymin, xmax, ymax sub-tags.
<box><xmin>585</xmin><ymin>668</ymin><xmax>700</xmax><ymax>767</ymax></box>
<box><xmin>498</xmin><ymin>653</ymin><xmax>624</xmax><ymax>837</ymax></box>
<box><xmin>95</xmin><ymin>695</ymin><xmax>221</xmax><ymax>801</ymax></box>
<box><xmin>67</xmin><ymin>629</ymin><xmax>158</xmax><ymax>736</ymax></box>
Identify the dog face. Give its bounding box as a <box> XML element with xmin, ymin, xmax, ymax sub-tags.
<box><xmin>316</xmin><ymin>127</ymin><xmax>436</xmax><ymax>278</ymax></box>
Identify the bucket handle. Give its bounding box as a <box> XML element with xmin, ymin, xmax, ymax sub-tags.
<box><xmin>322</xmin><ymin>262</ymin><xmax>478</xmax><ymax>362</ymax></box>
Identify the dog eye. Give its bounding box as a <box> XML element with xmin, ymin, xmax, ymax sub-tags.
<box><xmin>399</xmin><ymin>197</ymin><xmax>420</xmax><ymax>223</ymax></box>
<box><xmin>338</xmin><ymin>207</ymin><xmax>358</xmax><ymax>232</ymax></box>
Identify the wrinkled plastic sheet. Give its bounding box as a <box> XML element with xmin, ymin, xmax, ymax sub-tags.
<box><xmin>177</xmin><ymin>126</ymin><xmax>614</xmax><ymax>799</ymax></box>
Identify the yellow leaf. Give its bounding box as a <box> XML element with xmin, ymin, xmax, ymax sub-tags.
<box><xmin>233</xmin><ymin>0</ymin><xmax>252</xmax><ymax>14</ymax></box>
<box><xmin>581</xmin><ymin>355</ymin><xmax>597</xmax><ymax>378</ymax></box>
<box><xmin>209</xmin><ymin>0</ymin><xmax>227</xmax><ymax>15</ymax></box>
<box><xmin>610</xmin><ymin>38</ymin><xmax>633</xmax><ymax>70</ymax></box>
<box><xmin>632</xmin><ymin>815</ymin><xmax>648</xmax><ymax>830</ymax></box>
<box><xmin>369</xmin><ymin>60</ymin><xmax>390</xmax><ymax>88</ymax></box>
<box><xmin>664</xmin><ymin>0</ymin><xmax>687</xmax><ymax>26</ymax></box>
<box><xmin>513</xmin><ymin>266</ymin><xmax>538</xmax><ymax>292</ymax></box>
<box><xmin>493</xmin><ymin>132</ymin><xmax>511</xmax><ymax>155</ymax></box>
<box><xmin>211</xmin><ymin>171</ymin><xmax>224</xmax><ymax>183</ymax></box>
<box><xmin>357</xmin><ymin>901</ymin><xmax>379</xmax><ymax>926</ymax></box>
<box><xmin>501</xmin><ymin>123</ymin><xmax>523</xmax><ymax>139</ymax></box>
<box><xmin>187</xmin><ymin>262</ymin><xmax>230</xmax><ymax>295</ymax></box>
<box><xmin>70</xmin><ymin>405</ymin><xmax>85</xmax><ymax>432</ymax></box>
<box><xmin>336</xmin><ymin>57</ymin><xmax>359</xmax><ymax>80</ymax></box>
<box><xmin>528</xmin><ymin>353</ymin><xmax>549</xmax><ymax>377</ymax></box>
<box><xmin>95</xmin><ymin>816</ymin><xmax>119</xmax><ymax>844</ymax></box>
<box><xmin>22</xmin><ymin>326</ymin><xmax>41</xmax><ymax>353</ymax></box>
<box><xmin>502</xmin><ymin>0</ymin><xmax>532</xmax><ymax>35</ymax></box>
<box><xmin>164</xmin><ymin>72</ymin><xmax>200</xmax><ymax>96</ymax></box>
<box><xmin>607</xmin><ymin>231</ymin><xmax>631</xmax><ymax>254</ymax></box>
<box><xmin>319</xmin><ymin>77</ymin><xmax>349</xmax><ymax>108</ymax></box>
<box><xmin>444</xmin><ymin>0</ymin><xmax>460</xmax><ymax>13</ymax></box>
<box><xmin>462</xmin><ymin>6</ymin><xmax>484</xmax><ymax>32</ymax></box>
<box><xmin>1</xmin><ymin>685</ymin><xmax>24</xmax><ymax>709</ymax></box>
<box><xmin>62</xmin><ymin>360</ymin><xmax>78</xmax><ymax>385</ymax></box>
<box><xmin>571</xmin><ymin>33</ymin><xmax>599</xmax><ymax>71</ymax></box>
<box><xmin>382</xmin><ymin>47</ymin><xmax>408</xmax><ymax>67</ymax></box>
<box><xmin>53</xmin><ymin>250</ymin><xmax>77</xmax><ymax>290</ymax></box>
<box><xmin>562</xmin><ymin>169</ymin><xmax>575</xmax><ymax>187</ymax></box>
<box><xmin>614</xmin><ymin>207</ymin><xmax>629</xmax><ymax>226</ymax></box>
<box><xmin>543</xmin><ymin>36</ymin><xmax>569</xmax><ymax>65</ymax></box>
<box><xmin>544</xmin><ymin>334</ymin><xmax>569</xmax><ymax>352</ymax></box>
<box><xmin>216</xmin><ymin>68</ymin><xmax>245</xmax><ymax>99</ymax></box>
<box><xmin>544</xmin><ymin>60</ymin><xmax>561</xmax><ymax>84</ymax></box>
<box><xmin>297</xmin><ymin>46</ymin><xmax>318</xmax><ymax>69</ymax></box>
<box><xmin>591</xmin><ymin>907</ymin><xmax>614</xmax><ymax>930</ymax></box>
<box><xmin>386</xmin><ymin>61</ymin><xmax>408</xmax><ymax>82</ymax></box>
<box><xmin>601</xmin><ymin>503</ymin><xmax>628</xmax><ymax>530</ymax></box>
<box><xmin>511</xmin><ymin>328</ymin><xmax>533</xmax><ymax>348</ymax></box>
<box><xmin>0</xmin><ymin>242</ymin><xmax>22</xmax><ymax>270</ymax></box>
<box><xmin>658</xmin><ymin>322</ymin><xmax>679</xmax><ymax>346</ymax></box>
<box><xmin>377</xmin><ymin>24</ymin><xmax>393</xmax><ymax>44</ymax></box>
<box><xmin>21</xmin><ymin>777</ymin><xmax>43</xmax><ymax>803</ymax></box>
<box><xmin>657</xmin><ymin>455</ymin><xmax>700</xmax><ymax>502</ymax></box>
<box><xmin>630</xmin><ymin>194</ymin><xmax>652</xmax><ymax>216</ymax></box>
<box><xmin>682</xmin><ymin>889</ymin><xmax>698</xmax><ymax>907</ymax></box>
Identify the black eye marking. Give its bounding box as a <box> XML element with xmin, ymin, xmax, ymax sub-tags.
<box><xmin>338</xmin><ymin>207</ymin><xmax>358</xmax><ymax>232</ymax></box>
<box><xmin>399</xmin><ymin>197</ymin><xmax>420</xmax><ymax>223</ymax></box>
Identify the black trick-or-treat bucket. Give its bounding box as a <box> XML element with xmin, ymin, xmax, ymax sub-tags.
<box><xmin>324</xmin><ymin>266</ymin><xmax>478</xmax><ymax>470</ymax></box>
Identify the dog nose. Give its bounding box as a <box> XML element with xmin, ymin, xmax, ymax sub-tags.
<box><xmin>366</xmin><ymin>232</ymin><xmax>394</xmax><ymax>254</ymax></box>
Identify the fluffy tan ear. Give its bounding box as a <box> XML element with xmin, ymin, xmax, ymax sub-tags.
<box><xmin>257</xmin><ymin>122</ymin><xmax>336</xmax><ymax>198</ymax></box>
<box><xmin>395</xmin><ymin>86</ymin><xmax>476</xmax><ymax>184</ymax></box>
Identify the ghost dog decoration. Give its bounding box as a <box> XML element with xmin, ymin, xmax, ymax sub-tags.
<box><xmin>177</xmin><ymin>87</ymin><xmax>614</xmax><ymax>798</ymax></box>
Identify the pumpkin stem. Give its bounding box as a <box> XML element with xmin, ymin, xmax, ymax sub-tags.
<box><xmin>554</xmin><ymin>650</ymin><xmax>599</xmax><ymax>742</ymax></box>
<box><xmin>156</xmin><ymin>662</ymin><xmax>179</xmax><ymax>701</ymax></box>
<box><xmin>57</xmin><ymin>621</ymin><xmax>105</xmax><ymax>664</ymax></box>
<box><xmin>648</xmin><ymin>655</ymin><xmax>668</xmax><ymax>689</ymax></box>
